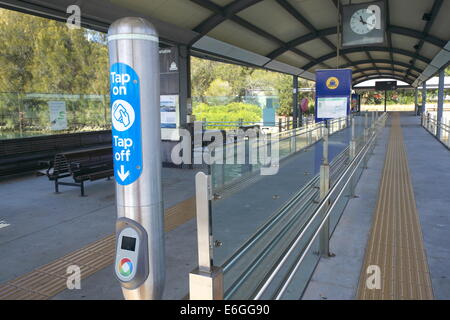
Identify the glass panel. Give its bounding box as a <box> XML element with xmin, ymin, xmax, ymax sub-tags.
<box><xmin>0</xmin><ymin>92</ymin><xmax>110</xmax><ymax>140</ymax></box>
<box><xmin>208</xmin><ymin>115</ymin><xmax>369</xmax><ymax>299</ymax></box>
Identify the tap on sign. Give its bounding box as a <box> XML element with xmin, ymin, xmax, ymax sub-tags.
<box><xmin>110</xmin><ymin>62</ymin><xmax>143</xmax><ymax>185</ymax></box>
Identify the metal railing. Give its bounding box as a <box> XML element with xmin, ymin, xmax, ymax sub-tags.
<box><xmin>189</xmin><ymin>112</ymin><xmax>386</xmax><ymax>300</ymax></box>
<box><xmin>421</xmin><ymin>112</ymin><xmax>450</xmax><ymax>149</ymax></box>
<box><xmin>207</xmin><ymin>117</ymin><xmax>350</xmax><ymax>193</ymax></box>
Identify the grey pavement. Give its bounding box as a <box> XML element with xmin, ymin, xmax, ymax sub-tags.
<box><xmin>302</xmin><ymin>115</ymin><xmax>390</xmax><ymax>300</ymax></box>
<box><xmin>303</xmin><ymin>112</ymin><xmax>450</xmax><ymax>300</ymax></box>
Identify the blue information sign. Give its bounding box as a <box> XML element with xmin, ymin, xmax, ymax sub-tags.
<box><xmin>315</xmin><ymin>69</ymin><xmax>352</xmax><ymax>122</ymax></box>
<box><xmin>110</xmin><ymin>63</ymin><xmax>143</xmax><ymax>186</ymax></box>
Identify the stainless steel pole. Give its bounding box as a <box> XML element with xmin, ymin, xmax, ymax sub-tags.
<box><xmin>437</xmin><ymin>70</ymin><xmax>445</xmax><ymax>140</ymax></box>
<box><xmin>319</xmin><ymin>127</ymin><xmax>330</xmax><ymax>257</ymax></box>
<box><xmin>422</xmin><ymin>82</ymin><xmax>427</xmax><ymax>115</ymax></box>
<box><xmin>108</xmin><ymin>17</ymin><xmax>164</xmax><ymax>300</ymax></box>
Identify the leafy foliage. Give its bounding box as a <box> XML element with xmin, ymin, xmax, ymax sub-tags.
<box><xmin>0</xmin><ymin>9</ymin><xmax>109</xmax><ymax>136</ymax></box>
<box><xmin>193</xmin><ymin>102</ymin><xmax>262</xmax><ymax>129</ymax></box>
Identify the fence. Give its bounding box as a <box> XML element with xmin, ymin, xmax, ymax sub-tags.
<box><xmin>421</xmin><ymin>112</ymin><xmax>450</xmax><ymax>149</ymax></box>
<box><xmin>189</xmin><ymin>111</ymin><xmax>387</xmax><ymax>299</ymax></box>
<box><xmin>0</xmin><ymin>92</ymin><xmax>110</xmax><ymax>139</ymax></box>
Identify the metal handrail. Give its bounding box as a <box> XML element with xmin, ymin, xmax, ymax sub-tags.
<box><xmin>421</xmin><ymin>113</ymin><xmax>450</xmax><ymax>148</ymax></box>
<box><xmin>253</xmin><ymin>115</ymin><xmax>385</xmax><ymax>300</ymax></box>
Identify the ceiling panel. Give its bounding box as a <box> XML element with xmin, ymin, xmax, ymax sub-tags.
<box><xmin>210</xmin><ymin>0</ymin><xmax>235</xmax><ymax>6</ymax></box>
<box><xmin>276</xmin><ymin>50</ymin><xmax>309</xmax><ymax>68</ymax></box>
<box><xmin>346</xmin><ymin>52</ymin><xmax>371</xmax><ymax>61</ymax></box>
<box><xmin>420</xmin><ymin>43</ymin><xmax>442</xmax><ymax>61</ymax></box>
<box><xmin>428</xmin><ymin>0</ymin><xmax>450</xmax><ymax>41</ymax></box>
<box><xmin>288</xmin><ymin>0</ymin><xmax>338</xmax><ymax>31</ymax></box>
<box><xmin>207</xmin><ymin>20</ymin><xmax>279</xmax><ymax>56</ymax></box>
<box><xmin>238</xmin><ymin>0</ymin><xmax>310</xmax><ymax>42</ymax></box>
<box><xmin>390</xmin><ymin>0</ymin><xmax>433</xmax><ymax>33</ymax></box>
<box><xmin>391</xmin><ymin>34</ymin><xmax>417</xmax><ymax>53</ymax></box>
<box><xmin>295</xmin><ymin>39</ymin><xmax>331</xmax><ymax>58</ymax></box>
<box><xmin>111</xmin><ymin>0</ymin><xmax>211</xmax><ymax>30</ymax></box>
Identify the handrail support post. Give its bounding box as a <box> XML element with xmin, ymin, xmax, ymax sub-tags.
<box><xmin>189</xmin><ymin>172</ymin><xmax>223</xmax><ymax>300</ymax></box>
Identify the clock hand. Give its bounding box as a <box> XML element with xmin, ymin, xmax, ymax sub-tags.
<box><xmin>359</xmin><ymin>16</ymin><xmax>367</xmax><ymax>25</ymax></box>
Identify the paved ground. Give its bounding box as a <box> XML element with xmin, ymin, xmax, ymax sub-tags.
<box><xmin>302</xmin><ymin>116</ymin><xmax>390</xmax><ymax>300</ymax></box>
<box><xmin>303</xmin><ymin>113</ymin><xmax>450</xmax><ymax>300</ymax></box>
<box><xmin>402</xmin><ymin>114</ymin><xmax>450</xmax><ymax>300</ymax></box>
<box><xmin>4</xmin><ymin>113</ymin><xmax>447</xmax><ymax>300</ymax></box>
<box><xmin>0</xmin><ymin>167</ymin><xmax>200</xmax><ymax>299</ymax></box>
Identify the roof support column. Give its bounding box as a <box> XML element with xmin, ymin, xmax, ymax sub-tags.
<box><xmin>179</xmin><ymin>45</ymin><xmax>190</xmax><ymax>129</ymax></box>
<box><xmin>422</xmin><ymin>82</ymin><xmax>427</xmax><ymax>115</ymax></box>
<box><xmin>293</xmin><ymin>75</ymin><xmax>299</xmax><ymax>129</ymax></box>
<box><xmin>414</xmin><ymin>88</ymin><xmax>419</xmax><ymax>115</ymax></box>
<box><xmin>437</xmin><ymin>69</ymin><xmax>445</xmax><ymax>139</ymax></box>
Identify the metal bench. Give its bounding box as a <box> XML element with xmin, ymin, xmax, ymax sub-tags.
<box><xmin>0</xmin><ymin>130</ymin><xmax>111</xmax><ymax>177</ymax></box>
<box><xmin>46</xmin><ymin>147</ymin><xmax>113</xmax><ymax>196</ymax></box>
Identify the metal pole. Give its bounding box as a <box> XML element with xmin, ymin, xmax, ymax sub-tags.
<box><xmin>414</xmin><ymin>88</ymin><xmax>419</xmax><ymax>115</ymax></box>
<box><xmin>422</xmin><ymin>82</ymin><xmax>427</xmax><ymax>115</ymax></box>
<box><xmin>350</xmin><ymin>117</ymin><xmax>356</xmax><ymax>160</ymax></box>
<box><xmin>364</xmin><ymin>112</ymin><xmax>369</xmax><ymax>142</ymax></box>
<box><xmin>293</xmin><ymin>76</ymin><xmax>298</xmax><ymax>129</ymax></box>
<box><xmin>437</xmin><ymin>70</ymin><xmax>445</xmax><ymax>140</ymax></box>
<box><xmin>189</xmin><ymin>172</ymin><xmax>223</xmax><ymax>300</ymax></box>
<box><xmin>384</xmin><ymin>90</ymin><xmax>387</xmax><ymax>113</ymax></box>
<box><xmin>319</xmin><ymin>127</ymin><xmax>330</xmax><ymax>257</ymax></box>
<box><xmin>108</xmin><ymin>17</ymin><xmax>164</xmax><ymax>300</ymax></box>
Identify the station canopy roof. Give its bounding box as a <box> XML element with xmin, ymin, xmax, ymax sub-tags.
<box><xmin>2</xmin><ymin>0</ymin><xmax>450</xmax><ymax>87</ymax></box>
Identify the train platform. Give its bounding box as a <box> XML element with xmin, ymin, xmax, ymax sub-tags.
<box><xmin>1</xmin><ymin>113</ymin><xmax>449</xmax><ymax>300</ymax></box>
<box><xmin>0</xmin><ymin>167</ymin><xmax>201</xmax><ymax>300</ymax></box>
<box><xmin>303</xmin><ymin>113</ymin><xmax>450</xmax><ymax>300</ymax></box>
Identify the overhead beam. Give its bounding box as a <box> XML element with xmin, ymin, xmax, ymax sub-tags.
<box><xmin>386</xmin><ymin>0</ymin><xmax>395</xmax><ymax>72</ymax></box>
<box><xmin>353</xmin><ymin>74</ymin><xmax>414</xmax><ymax>86</ymax></box>
<box><xmin>190</xmin><ymin>0</ymin><xmax>331</xmax><ymax>68</ymax></box>
<box><xmin>365</xmin><ymin>51</ymin><xmax>380</xmax><ymax>76</ymax></box>
<box><xmin>302</xmin><ymin>47</ymin><xmax>432</xmax><ymax>71</ymax></box>
<box><xmin>275</xmin><ymin>0</ymin><xmax>364</xmax><ymax>74</ymax></box>
<box><xmin>405</xmin><ymin>0</ymin><xmax>443</xmax><ymax>77</ymax></box>
<box><xmin>266</xmin><ymin>25</ymin><xmax>446</xmax><ymax>60</ymax></box>
<box><xmin>352</xmin><ymin>67</ymin><xmax>420</xmax><ymax>77</ymax></box>
<box><xmin>190</xmin><ymin>0</ymin><xmax>263</xmax><ymax>43</ymax></box>
<box><xmin>340</xmin><ymin>59</ymin><xmax>424</xmax><ymax>74</ymax></box>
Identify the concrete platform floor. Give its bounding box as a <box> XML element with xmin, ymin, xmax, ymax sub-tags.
<box><xmin>303</xmin><ymin>113</ymin><xmax>450</xmax><ymax>300</ymax></box>
<box><xmin>0</xmin><ymin>167</ymin><xmax>201</xmax><ymax>299</ymax></box>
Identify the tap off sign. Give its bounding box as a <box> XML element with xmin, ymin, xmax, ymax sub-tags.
<box><xmin>110</xmin><ymin>63</ymin><xmax>143</xmax><ymax>185</ymax></box>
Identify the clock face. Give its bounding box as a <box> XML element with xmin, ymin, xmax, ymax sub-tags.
<box><xmin>350</xmin><ymin>8</ymin><xmax>377</xmax><ymax>35</ymax></box>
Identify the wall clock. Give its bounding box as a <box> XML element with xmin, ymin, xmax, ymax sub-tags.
<box><xmin>342</xmin><ymin>1</ymin><xmax>386</xmax><ymax>47</ymax></box>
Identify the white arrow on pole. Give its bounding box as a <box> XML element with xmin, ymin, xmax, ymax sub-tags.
<box><xmin>117</xmin><ymin>165</ymin><xmax>130</xmax><ymax>181</ymax></box>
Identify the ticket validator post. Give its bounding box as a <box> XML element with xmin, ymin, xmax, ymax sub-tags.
<box><xmin>108</xmin><ymin>17</ymin><xmax>164</xmax><ymax>300</ymax></box>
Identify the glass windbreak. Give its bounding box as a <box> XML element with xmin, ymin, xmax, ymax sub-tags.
<box><xmin>207</xmin><ymin>115</ymin><xmax>368</xmax><ymax>299</ymax></box>
<box><xmin>0</xmin><ymin>93</ymin><xmax>110</xmax><ymax>140</ymax></box>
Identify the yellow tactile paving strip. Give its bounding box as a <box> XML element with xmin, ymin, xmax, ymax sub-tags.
<box><xmin>357</xmin><ymin>113</ymin><xmax>433</xmax><ymax>300</ymax></box>
<box><xmin>0</xmin><ymin>196</ymin><xmax>196</xmax><ymax>300</ymax></box>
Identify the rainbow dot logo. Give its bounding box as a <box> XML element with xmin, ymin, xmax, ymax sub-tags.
<box><xmin>118</xmin><ymin>258</ymin><xmax>133</xmax><ymax>277</ymax></box>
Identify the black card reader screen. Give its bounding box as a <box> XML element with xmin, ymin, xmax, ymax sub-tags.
<box><xmin>121</xmin><ymin>236</ymin><xmax>136</xmax><ymax>251</ymax></box>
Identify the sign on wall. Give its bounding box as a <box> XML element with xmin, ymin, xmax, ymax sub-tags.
<box><xmin>49</xmin><ymin>101</ymin><xmax>67</xmax><ymax>130</ymax></box>
<box><xmin>315</xmin><ymin>69</ymin><xmax>352</xmax><ymax>122</ymax></box>
<box><xmin>160</xmin><ymin>95</ymin><xmax>178</xmax><ymax>129</ymax></box>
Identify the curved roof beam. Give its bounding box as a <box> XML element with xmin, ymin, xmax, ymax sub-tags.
<box><xmin>266</xmin><ymin>25</ymin><xmax>446</xmax><ymax>60</ymax></box>
<box><xmin>190</xmin><ymin>0</ymin><xmax>330</xmax><ymax>67</ymax></box>
<box><xmin>341</xmin><ymin>59</ymin><xmax>424</xmax><ymax>74</ymax></box>
<box><xmin>191</xmin><ymin>0</ymin><xmax>263</xmax><ymax>39</ymax></box>
<box><xmin>405</xmin><ymin>0</ymin><xmax>443</xmax><ymax>77</ymax></box>
<box><xmin>302</xmin><ymin>47</ymin><xmax>431</xmax><ymax>71</ymax></box>
<box><xmin>352</xmin><ymin>67</ymin><xmax>420</xmax><ymax>77</ymax></box>
<box><xmin>353</xmin><ymin>74</ymin><xmax>414</xmax><ymax>86</ymax></box>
